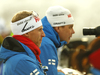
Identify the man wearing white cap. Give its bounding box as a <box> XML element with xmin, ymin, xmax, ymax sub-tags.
<box><xmin>40</xmin><ymin>6</ymin><xmax>75</xmax><ymax>75</ymax></box>
<box><xmin>0</xmin><ymin>10</ymin><xmax>45</xmax><ymax>75</ymax></box>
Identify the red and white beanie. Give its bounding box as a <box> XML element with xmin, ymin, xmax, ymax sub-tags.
<box><xmin>46</xmin><ymin>5</ymin><xmax>74</xmax><ymax>27</ymax></box>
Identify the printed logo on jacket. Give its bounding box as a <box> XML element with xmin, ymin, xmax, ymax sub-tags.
<box><xmin>48</xmin><ymin>59</ymin><xmax>56</xmax><ymax>65</ymax></box>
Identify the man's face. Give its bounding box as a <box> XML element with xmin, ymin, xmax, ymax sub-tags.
<box><xmin>27</xmin><ymin>26</ymin><xmax>45</xmax><ymax>47</ymax></box>
<box><xmin>56</xmin><ymin>24</ymin><xmax>75</xmax><ymax>43</ymax></box>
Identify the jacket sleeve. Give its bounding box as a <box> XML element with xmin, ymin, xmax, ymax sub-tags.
<box><xmin>90</xmin><ymin>67</ymin><xmax>100</xmax><ymax>75</ymax></box>
<box><xmin>14</xmin><ymin>55</ymin><xmax>44</xmax><ymax>75</ymax></box>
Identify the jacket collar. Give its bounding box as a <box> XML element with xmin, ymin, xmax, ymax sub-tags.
<box><xmin>41</xmin><ymin>16</ymin><xmax>67</xmax><ymax>48</ymax></box>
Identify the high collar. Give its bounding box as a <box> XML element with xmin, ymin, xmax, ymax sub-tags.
<box><xmin>41</xmin><ymin>16</ymin><xmax>67</xmax><ymax>48</ymax></box>
<box><xmin>0</xmin><ymin>37</ymin><xmax>37</xmax><ymax>62</ymax></box>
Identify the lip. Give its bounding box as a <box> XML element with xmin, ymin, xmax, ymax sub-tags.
<box><xmin>40</xmin><ymin>40</ymin><xmax>42</xmax><ymax>42</ymax></box>
<box><xmin>69</xmin><ymin>38</ymin><xmax>70</xmax><ymax>40</ymax></box>
<box><xmin>40</xmin><ymin>39</ymin><xmax>42</xmax><ymax>42</ymax></box>
<box><xmin>40</xmin><ymin>38</ymin><xmax>42</xmax><ymax>41</ymax></box>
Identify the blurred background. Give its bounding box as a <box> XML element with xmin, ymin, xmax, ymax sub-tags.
<box><xmin>1</xmin><ymin>0</ymin><xmax>100</xmax><ymax>74</ymax></box>
<box><xmin>0</xmin><ymin>0</ymin><xmax>100</xmax><ymax>42</ymax></box>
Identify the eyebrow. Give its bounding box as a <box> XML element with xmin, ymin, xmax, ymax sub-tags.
<box><xmin>70</xmin><ymin>25</ymin><xmax>73</xmax><ymax>27</ymax></box>
<box><xmin>38</xmin><ymin>26</ymin><xmax>43</xmax><ymax>30</ymax></box>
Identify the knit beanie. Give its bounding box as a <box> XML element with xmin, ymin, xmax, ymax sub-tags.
<box><xmin>46</xmin><ymin>5</ymin><xmax>74</xmax><ymax>27</ymax></box>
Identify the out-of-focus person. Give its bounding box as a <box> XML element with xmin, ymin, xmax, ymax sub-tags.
<box><xmin>0</xmin><ymin>17</ymin><xmax>11</xmax><ymax>75</ymax></box>
<box><xmin>70</xmin><ymin>37</ymin><xmax>100</xmax><ymax>75</ymax></box>
<box><xmin>0</xmin><ymin>17</ymin><xmax>11</xmax><ymax>45</ymax></box>
<box><xmin>40</xmin><ymin>5</ymin><xmax>75</xmax><ymax>75</ymax></box>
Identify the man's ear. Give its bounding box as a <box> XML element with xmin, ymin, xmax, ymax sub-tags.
<box><xmin>54</xmin><ymin>27</ymin><xmax>60</xmax><ymax>33</ymax></box>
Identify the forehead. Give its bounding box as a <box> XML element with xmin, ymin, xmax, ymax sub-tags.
<box><xmin>67</xmin><ymin>24</ymin><xmax>73</xmax><ymax>26</ymax></box>
<box><xmin>64</xmin><ymin>24</ymin><xmax>74</xmax><ymax>27</ymax></box>
<box><xmin>34</xmin><ymin>25</ymin><xmax>43</xmax><ymax>30</ymax></box>
<box><xmin>29</xmin><ymin>25</ymin><xmax>43</xmax><ymax>32</ymax></box>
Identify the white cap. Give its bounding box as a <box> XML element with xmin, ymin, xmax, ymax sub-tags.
<box><xmin>46</xmin><ymin>5</ymin><xmax>74</xmax><ymax>27</ymax></box>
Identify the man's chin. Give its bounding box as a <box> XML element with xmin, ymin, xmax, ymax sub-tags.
<box><xmin>66</xmin><ymin>40</ymin><xmax>69</xmax><ymax>44</ymax></box>
<box><xmin>38</xmin><ymin>44</ymin><xmax>41</xmax><ymax>47</ymax></box>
